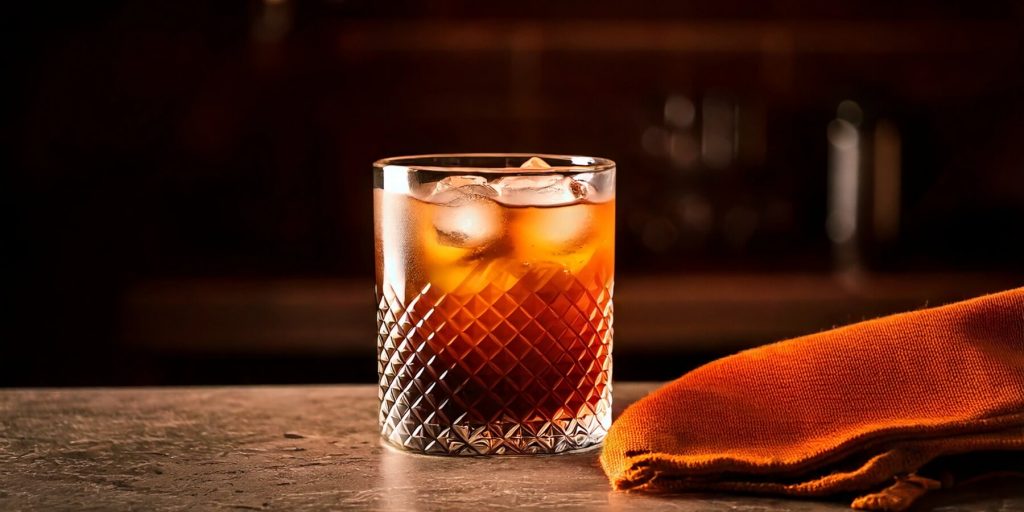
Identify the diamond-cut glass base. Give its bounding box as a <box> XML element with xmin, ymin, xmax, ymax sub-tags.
<box><xmin>377</xmin><ymin>267</ymin><xmax>613</xmax><ymax>456</ymax></box>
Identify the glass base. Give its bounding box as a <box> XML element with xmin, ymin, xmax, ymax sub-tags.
<box><xmin>379</xmin><ymin>414</ymin><xmax>610</xmax><ymax>456</ymax></box>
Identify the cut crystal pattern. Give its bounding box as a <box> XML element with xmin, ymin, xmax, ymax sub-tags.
<box><xmin>376</xmin><ymin>268</ymin><xmax>613</xmax><ymax>455</ymax></box>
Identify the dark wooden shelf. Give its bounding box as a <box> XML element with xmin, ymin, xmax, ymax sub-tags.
<box><xmin>120</xmin><ymin>273</ymin><xmax>1020</xmax><ymax>355</ymax></box>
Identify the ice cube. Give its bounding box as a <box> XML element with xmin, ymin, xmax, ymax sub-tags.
<box><xmin>517</xmin><ymin>203</ymin><xmax>594</xmax><ymax>251</ymax></box>
<box><xmin>513</xmin><ymin>202</ymin><xmax>600</xmax><ymax>273</ymax></box>
<box><xmin>492</xmin><ymin>175</ymin><xmax>590</xmax><ymax>206</ymax></box>
<box><xmin>420</xmin><ymin>175</ymin><xmax>498</xmax><ymax>205</ymax></box>
<box><xmin>568</xmin><ymin>172</ymin><xmax>600</xmax><ymax>197</ymax></box>
<box><xmin>431</xmin><ymin>192</ymin><xmax>504</xmax><ymax>248</ymax></box>
<box><xmin>520</xmin><ymin>156</ymin><xmax>552</xmax><ymax>169</ymax></box>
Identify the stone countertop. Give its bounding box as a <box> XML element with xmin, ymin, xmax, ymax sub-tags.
<box><xmin>1</xmin><ymin>383</ymin><xmax>1019</xmax><ymax>511</ymax></box>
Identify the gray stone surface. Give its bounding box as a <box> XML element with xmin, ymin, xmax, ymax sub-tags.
<box><xmin>1</xmin><ymin>383</ymin><xmax>1020</xmax><ymax>511</ymax></box>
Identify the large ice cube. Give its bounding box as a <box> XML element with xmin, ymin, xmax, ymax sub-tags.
<box><xmin>423</xmin><ymin>175</ymin><xmax>498</xmax><ymax>205</ymax></box>
<box><xmin>517</xmin><ymin>203</ymin><xmax>594</xmax><ymax>253</ymax></box>
<box><xmin>520</xmin><ymin>156</ymin><xmax>552</xmax><ymax>169</ymax></box>
<box><xmin>426</xmin><ymin>177</ymin><xmax>504</xmax><ymax>248</ymax></box>
<box><xmin>492</xmin><ymin>175</ymin><xmax>591</xmax><ymax>206</ymax></box>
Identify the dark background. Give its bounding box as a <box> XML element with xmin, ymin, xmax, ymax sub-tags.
<box><xmin>5</xmin><ymin>1</ymin><xmax>1023</xmax><ymax>386</ymax></box>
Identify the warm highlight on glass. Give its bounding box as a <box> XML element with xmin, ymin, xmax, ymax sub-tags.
<box><xmin>374</xmin><ymin>154</ymin><xmax>615</xmax><ymax>455</ymax></box>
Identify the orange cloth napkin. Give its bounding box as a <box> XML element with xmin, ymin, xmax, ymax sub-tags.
<box><xmin>601</xmin><ymin>287</ymin><xmax>1024</xmax><ymax>511</ymax></box>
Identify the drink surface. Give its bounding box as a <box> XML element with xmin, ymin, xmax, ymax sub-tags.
<box><xmin>374</xmin><ymin>176</ymin><xmax>614</xmax><ymax>455</ymax></box>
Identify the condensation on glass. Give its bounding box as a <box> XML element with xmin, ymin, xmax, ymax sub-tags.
<box><xmin>373</xmin><ymin>154</ymin><xmax>615</xmax><ymax>455</ymax></box>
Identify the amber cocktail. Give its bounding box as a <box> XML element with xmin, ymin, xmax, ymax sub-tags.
<box><xmin>374</xmin><ymin>154</ymin><xmax>614</xmax><ymax>455</ymax></box>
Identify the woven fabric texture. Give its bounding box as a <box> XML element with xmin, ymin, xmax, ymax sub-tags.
<box><xmin>601</xmin><ymin>287</ymin><xmax>1024</xmax><ymax>510</ymax></box>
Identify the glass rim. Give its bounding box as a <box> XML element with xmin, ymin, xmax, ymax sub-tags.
<box><xmin>373</xmin><ymin>153</ymin><xmax>616</xmax><ymax>174</ymax></box>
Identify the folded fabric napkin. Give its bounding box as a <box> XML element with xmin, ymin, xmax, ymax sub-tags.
<box><xmin>601</xmin><ymin>287</ymin><xmax>1024</xmax><ymax>511</ymax></box>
